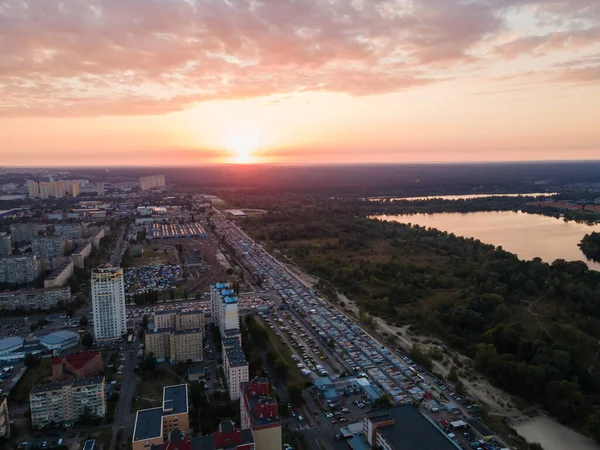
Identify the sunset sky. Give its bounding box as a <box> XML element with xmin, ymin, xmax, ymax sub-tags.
<box><xmin>1</xmin><ymin>0</ymin><xmax>599</xmax><ymax>166</ymax></box>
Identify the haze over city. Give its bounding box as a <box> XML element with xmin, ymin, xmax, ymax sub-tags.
<box><xmin>2</xmin><ymin>0</ymin><xmax>600</xmax><ymax>166</ymax></box>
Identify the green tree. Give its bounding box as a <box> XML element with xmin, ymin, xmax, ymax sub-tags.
<box><xmin>447</xmin><ymin>366</ymin><xmax>459</xmax><ymax>383</ymax></box>
<box><xmin>373</xmin><ymin>394</ymin><xmax>395</xmax><ymax>408</ymax></box>
<box><xmin>81</xmin><ymin>332</ymin><xmax>93</xmax><ymax>348</ymax></box>
<box><xmin>79</xmin><ymin>314</ymin><xmax>88</xmax><ymax>327</ymax></box>
<box><xmin>545</xmin><ymin>380</ymin><xmax>585</xmax><ymax>423</ymax></box>
<box><xmin>286</xmin><ymin>381</ymin><xmax>304</xmax><ymax>407</ymax></box>
<box><xmin>24</xmin><ymin>352</ymin><xmax>39</xmax><ymax>368</ymax></box>
<box><xmin>586</xmin><ymin>410</ymin><xmax>600</xmax><ymax>443</ymax></box>
<box><xmin>273</xmin><ymin>358</ymin><xmax>289</xmax><ymax>380</ymax></box>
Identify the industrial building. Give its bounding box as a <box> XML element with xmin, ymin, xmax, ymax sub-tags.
<box><xmin>29</xmin><ymin>376</ymin><xmax>106</xmax><ymax>428</ymax></box>
<box><xmin>149</xmin><ymin>222</ymin><xmax>207</xmax><ymax>239</ymax></box>
<box><xmin>132</xmin><ymin>384</ymin><xmax>189</xmax><ymax>450</ymax></box>
<box><xmin>40</xmin><ymin>330</ymin><xmax>79</xmax><ymax>352</ymax></box>
<box><xmin>240</xmin><ymin>378</ymin><xmax>282</xmax><ymax>450</ymax></box>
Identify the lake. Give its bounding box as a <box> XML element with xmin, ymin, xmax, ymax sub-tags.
<box><xmin>369</xmin><ymin>192</ymin><xmax>556</xmax><ymax>201</ymax></box>
<box><xmin>514</xmin><ymin>416</ymin><xmax>600</xmax><ymax>450</ymax></box>
<box><xmin>374</xmin><ymin>210</ymin><xmax>600</xmax><ymax>271</ymax></box>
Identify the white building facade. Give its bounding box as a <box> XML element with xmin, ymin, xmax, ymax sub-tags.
<box><xmin>91</xmin><ymin>265</ymin><xmax>127</xmax><ymax>340</ymax></box>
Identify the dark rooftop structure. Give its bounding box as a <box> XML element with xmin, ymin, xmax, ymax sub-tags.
<box><xmin>30</xmin><ymin>376</ymin><xmax>104</xmax><ymax>394</ymax></box>
<box><xmin>82</xmin><ymin>440</ymin><xmax>96</xmax><ymax>450</ymax></box>
<box><xmin>133</xmin><ymin>408</ymin><xmax>164</xmax><ymax>441</ymax></box>
<box><xmin>366</xmin><ymin>406</ymin><xmax>461</xmax><ymax>450</ymax></box>
<box><xmin>225</xmin><ymin>345</ymin><xmax>247</xmax><ymax>368</ymax></box>
<box><xmin>223</xmin><ymin>328</ymin><xmax>240</xmax><ymax>337</ymax></box>
<box><xmin>191</xmin><ymin>421</ymin><xmax>254</xmax><ymax>450</ymax></box>
<box><xmin>164</xmin><ymin>384</ymin><xmax>188</xmax><ymax>415</ymax></box>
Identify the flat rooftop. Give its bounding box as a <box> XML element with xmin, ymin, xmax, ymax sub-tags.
<box><xmin>368</xmin><ymin>406</ymin><xmax>461</xmax><ymax>450</ymax></box>
<box><xmin>133</xmin><ymin>408</ymin><xmax>163</xmax><ymax>442</ymax></box>
<box><xmin>164</xmin><ymin>384</ymin><xmax>189</xmax><ymax>415</ymax></box>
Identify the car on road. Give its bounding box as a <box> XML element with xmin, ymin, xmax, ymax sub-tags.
<box><xmin>325</xmin><ymin>412</ymin><xmax>334</xmax><ymax>418</ymax></box>
<box><xmin>331</xmin><ymin>419</ymin><xmax>337</xmax><ymax>424</ymax></box>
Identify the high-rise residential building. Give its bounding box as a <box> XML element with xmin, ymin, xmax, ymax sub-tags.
<box><xmin>132</xmin><ymin>385</ymin><xmax>189</xmax><ymax>450</ymax></box>
<box><xmin>29</xmin><ymin>377</ymin><xmax>106</xmax><ymax>428</ymax></box>
<box><xmin>240</xmin><ymin>379</ymin><xmax>282</xmax><ymax>450</ymax></box>
<box><xmin>145</xmin><ymin>328</ymin><xmax>203</xmax><ymax>364</ymax></box>
<box><xmin>96</xmin><ymin>182</ymin><xmax>105</xmax><ymax>197</ymax></box>
<box><xmin>66</xmin><ymin>180</ymin><xmax>80</xmax><ymax>197</ymax></box>
<box><xmin>0</xmin><ymin>254</ymin><xmax>41</xmax><ymax>284</ymax></box>
<box><xmin>145</xmin><ymin>310</ymin><xmax>204</xmax><ymax>363</ymax></box>
<box><xmin>52</xmin><ymin>181</ymin><xmax>66</xmax><ymax>198</ymax></box>
<box><xmin>39</xmin><ymin>182</ymin><xmax>51</xmax><ymax>199</ymax></box>
<box><xmin>139</xmin><ymin>174</ymin><xmax>165</xmax><ymax>191</ymax></box>
<box><xmin>91</xmin><ymin>265</ymin><xmax>127</xmax><ymax>341</ymax></box>
<box><xmin>0</xmin><ymin>397</ymin><xmax>9</xmax><ymax>437</ymax></box>
<box><xmin>10</xmin><ymin>223</ymin><xmax>38</xmax><ymax>243</ymax></box>
<box><xmin>0</xmin><ymin>232</ymin><xmax>12</xmax><ymax>256</ymax></box>
<box><xmin>210</xmin><ymin>282</ymin><xmax>240</xmax><ymax>334</ymax></box>
<box><xmin>27</xmin><ymin>180</ymin><xmax>40</xmax><ymax>198</ymax></box>
<box><xmin>222</xmin><ymin>338</ymin><xmax>249</xmax><ymax>401</ymax></box>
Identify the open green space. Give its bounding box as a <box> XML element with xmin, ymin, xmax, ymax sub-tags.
<box><xmin>125</xmin><ymin>244</ymin><xmax>178</xmax><ymax>268</ymax></box>
<box><xmin>229</xmin><ymin>192</ymin><xmax>600</xmax><ymax>443</ymax></box>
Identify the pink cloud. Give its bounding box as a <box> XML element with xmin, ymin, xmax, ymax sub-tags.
<box><xmin>0</xmin><ymin>0</ymin><xmax>598</xmax><ymax>117</ymax></box>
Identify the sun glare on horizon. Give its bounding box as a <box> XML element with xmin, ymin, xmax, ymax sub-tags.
<box><xmin>228</xmin><ymin>134</ymin><xmax>260</xmax><ymax>164</ymax></box>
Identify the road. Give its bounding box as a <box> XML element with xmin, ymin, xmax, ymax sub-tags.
<box><xmin>109</xmin><ymin>224</ymin><xmax>129</xmax><ymax>266</ymax></box>
<box><xmin>108</xmin><ymin>334</ymin><xmax>139</xmax><ymax>450</ymax></box>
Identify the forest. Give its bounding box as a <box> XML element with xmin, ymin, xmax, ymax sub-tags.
<box><xmin>579</xmin><ymin>232</ymin><xmax>600</xmax><ymax>262</ymax></box>
<box><xmin>232</xmin><ymin>193</ymin><xmax>600</xmax><ymax>443</ymax></box>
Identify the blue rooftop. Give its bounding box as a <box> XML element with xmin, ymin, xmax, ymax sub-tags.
<box><xmin>221</xmin><ymin>289</ymin><xmax>234</xmax><ymax>296</ymax></box>
<box><xmin>215</xmin><ymin>282</ymin><xmax>229</xmax><ymax>289</ymax></box>
<box><xmin>133</xmin><ymin>408</ymin><xmax>163</xmax><ymax>441</ymax></box>
<box><xmin>224</xmin><ymin>296</ymin><xmax>238</xmax><ymax>304</ymax></box>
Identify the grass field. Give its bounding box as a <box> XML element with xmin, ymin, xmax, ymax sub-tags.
<box><xmin>127</xmin><ymin>244</ymin><xmax>178</xmax><ymax>268</ymax></box>
<box><xmin>11</xmin><ymin>360</ymin><xmax>52</xmax><ymax>403</ymax></box>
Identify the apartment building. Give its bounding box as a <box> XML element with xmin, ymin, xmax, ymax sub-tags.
<box><xmin>132</xmin><ymin>385</ymin><xmax>189</xmax><ymax>450</ymax></box>
<box><xmin>0</xmin><ymin>397</ymin><xmax>9</xmax><ymax>437</ymax></box>
<box><xmin>222</xmin><ymin>339</ymin><xmax>249</xmax><ymax>401</ymax></box>
<box><xmin>0</xmin><ymin>286</ymin><xmax>71</xmax><ymax>311</ymax></box>
<box><xmin>29</xmin><ymin>376</ymin><xmax>106</xmax><ymax>428</ymax></box>
<box><xmin>194</xmin><ymin>420</ymin><xmax>254</xmax><ymax>450</ymax></box>
<box><xmin>72</xmin><ymin>242</ymin><xmax>92</xmax><ymax>268</ymax></box>
<box><xmin>10</xmin><ymin>223</ymin><xmax>38</xmax><ymax>243</ymax></box>
<box><xmin>44</xmin><ymin>259</ymin><xmax>74</xmax><ymax>288</ymax></box>
<box><xmin>91</xmin><ymin>265</ymin><xmax>127</xmax><ymax>340</ymax></box>
<box><xmin>32</xmin><ymin>236</ymin><xmax>66</xmax><ymax>259</ymax></box>
<box><xmin>97</xmin><ymin>183</ymin><xmax>105</xmax><ymax>197</ymax></box>
<box><xmin>154</xmin><ymin>310</ymin><xmax>204</xmax><ymax>331</ymax></box>
<box><xmin>55</xmin><ymin>224</ymin><xmax>85</xmax><ymax>239</ymax></box>
<box><xmin>39</xmin><ymin>182</ymin><xmax>51</xmax><ymax>199</ymax></box>
<box><xmin>145</xmin><ymin>328</ymin><xmax>203</xmax><ymax>364</ymax></box>
<box><xmin>0</xmin><ymin>254</ymin><xmax>41</xmax><ymax>284</ymax></box>
<box><xmin>27</xmin><ymin>179</ymin><xmax>40</xmax><ymax>198</ymax></box>
<box><xmin>0</xmin><ymin>232</ymin><xmax>12</xmax><ymax>256</ymax></box>
<box><xmin>66</xmin><ymin>181</ymin><xmax>80</xmax><ymax>197</ymax></box>
<box><xmin>210</xmin><ymin>282</ymin><xmax>239</xmax><ymax>334</ymax></box>
<box><xmin>240</xmin><ymin>379</ymin><xmax>282</xmax><ymax>450</ymax></box>
<box><xmin>139</xmin><ymin>175</ymin><xmax>165</xmax><ymax>191</ymax></box>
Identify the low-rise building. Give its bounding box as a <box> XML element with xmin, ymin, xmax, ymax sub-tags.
<box><xmin>132</xmin><ymin>384</ymin><xmax>189</xmax><ymax>450</ymax></box>
<box><xmin>240</xmin><ymin>379</ymin><xmax>281</xmax><ymax>450</ymax></box>
<box><xmin>44</xmin><ymin>258</ymin><xmax>74</xmax><ymax>288</ymax></box>
<box><xmin>193</xmin><ymin>420</ymin><xmax>254</xmax><ymax>450</ymax></box>
<box><xmin>52</xmin><ymin>351</ymin><xmax>103</xmax><ymax>382</ymax></box>
<box><xmin>0</xmin><ymin>286</ymin><xmax>71</xmax><ymax>311</ymax></box>
<box><xmin>40</xmin><ymin>330</ymin><xmax>79</xmax><ymax>352</ymax></box>
<box><xmin>363</xmin><ymin>406</ymin><xmax>461</xmax><ymax>450</ymax></box>
<box><xmin>29</xmin><ymin>376</ymin><xmax>106</xmax><ymax>428</ymax></box>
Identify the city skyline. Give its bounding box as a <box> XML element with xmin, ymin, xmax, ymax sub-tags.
<box><xmin>1</xmin><ymin>0</ymin><xmax>599</xmax><ymax>166</ymax></box>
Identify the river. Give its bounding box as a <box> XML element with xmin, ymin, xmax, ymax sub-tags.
<box><xmin>369</xmin><ymin>192</ymin><xmax>557</xmax><ymax>201</ymax></box>
<box><xmin>514</xmin><ymin>416</ymin><xmax>600</xmax><ymax>450</ymax></box>
<box><xmin>374</xmin><ymin>210</ymin><xmax>600</xmax><ymax>271</ymax></box>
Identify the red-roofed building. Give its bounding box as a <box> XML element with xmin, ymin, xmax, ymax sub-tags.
<box><xmin>52</xmin><ymin>351</ymin><xmax>103</xmax><ymax>382</ymax></box>
<box><xmin>240</xmin><ymin>379</ymin><xmax>281</xmax><ymax>450</ymax></box>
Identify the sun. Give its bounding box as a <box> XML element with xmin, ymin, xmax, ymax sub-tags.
<box><xmin>228</xmin><ymin>134</ymin><xmax>260</xmax><ymax>164</ymax></box>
